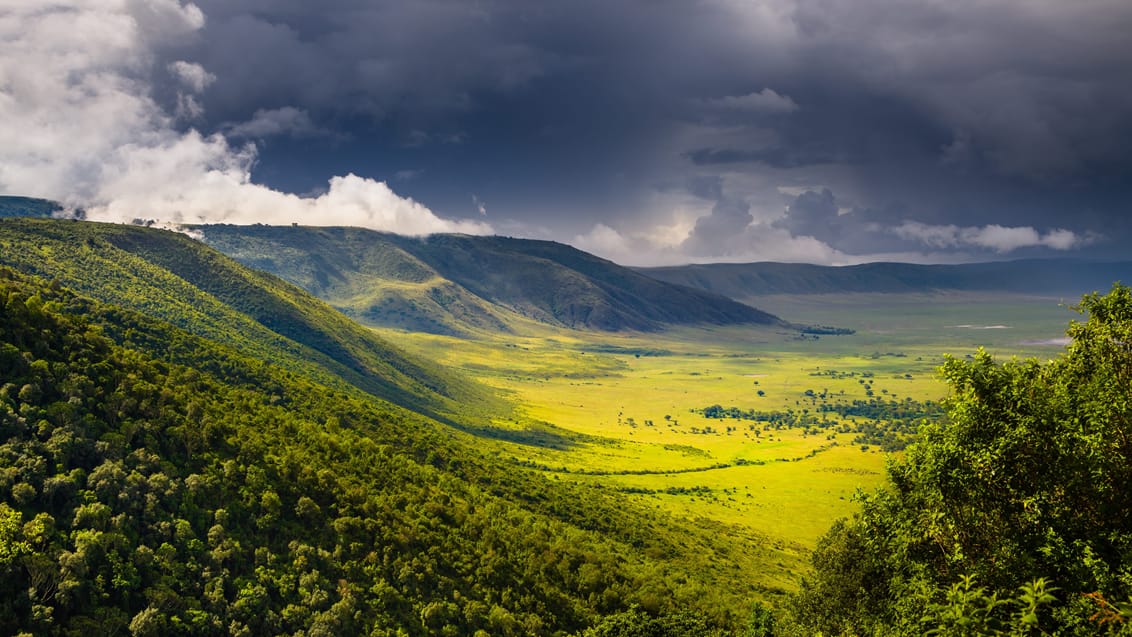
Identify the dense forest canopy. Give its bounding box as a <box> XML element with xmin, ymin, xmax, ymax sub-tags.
<box><xmin>786</xmin><ymin>285</ymin><xmax>1132</xmax><ymax>635</ymax></box>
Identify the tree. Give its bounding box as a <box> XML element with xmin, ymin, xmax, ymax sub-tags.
<box><xmin>0</xmin><ymin>504</ymin><xmax>28</xmax><ymax>567</ymax></box>
<box><xmin>582</xmin><ymin>605</ymin><xmax>721</xmax><ymax>636</ymax></box>
<box><xmin>788</xmin><ymin>284</ymin><xmax>1132</xmax><ymax>635</ymax></box>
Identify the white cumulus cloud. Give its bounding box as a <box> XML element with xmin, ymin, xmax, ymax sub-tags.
<box><xmin>891</xmin><ymin>221</ymin><xmax>1090</xmax><ymax>252</ymax></box>
<box><xmin>0</xmin><ymin>0</ymin><xmax>486</xmax><ymax>236</ymax></box>
<box><xmin>572</xmin><ymin>224</ymin><xmax>638</xmax><ymax>262</ymax></box>
<box><xmin>168</xmin><ymin>60</ymin><xmax>215</xmax><ymax>92</ymax></box>
<box><xmin>572</xmin><ymin>221</ymin><xmax>847</xmax><ymax>267</ymax></box>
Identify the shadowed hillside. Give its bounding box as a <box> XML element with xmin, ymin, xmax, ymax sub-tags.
<box><xmin>639</xmin><ymin>260</ymin><xmax>1132</xmax><ymax>300</ymax></box>
<box><xmin>0</xmin><ymin>196</ymin><xmax>62</xmax><ymax>218</ymax></box>
<box><xmin>390</xmin><ymin>234</ymin><xmax>782</xmax><ymax>330</ymax></box>
<box><xmin>201</xmin><ymin>224</ymin><xmax>783</xmax><ymax>333</ymax></box>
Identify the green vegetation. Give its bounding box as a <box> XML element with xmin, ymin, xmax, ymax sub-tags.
<box><xmin>799</xmin><ymin>325</ymin><xmax>856</xmax><ymax>336</ymax></box>
<box><xmin>384</xmin><ymin>321</ymin><xmax>933</xmax><ymax>579</ymax></box>
<box><xmin>0</xmin><ymin>267</ymin><xmax>694</xmax><ymax>634</ymax></box>
<box><xmin>383</xmin><ymin>275</ymin><xmax>1132</xmax><ymax>634</ymax></box>
<box><xmin>785</xmin><ymin>285</ymin><xmax>1132</xmax><ymax>635</ymax></box>
<box><xmin>0</xmin><ymin>218</ymin><xmax>487</xmax><ymax>422</ymax></box>
<box><xmin>4</xmin><ymin>213</ymin><xmax>1130</xmax><ymax>635</ymax></box>
<box><xmin>697</xmin><ymin>394</ymin><xmax>942</xmax><ymax>451</ymax></box>
<box><xmin>200</xmin><ymin>225</ymin><xmax>516</xmax><ymax>337</ymax></box>
<box><xmin>0</xmin><ymin>219</ymin><xmax>784</xmax><ymax>635</ymax></box>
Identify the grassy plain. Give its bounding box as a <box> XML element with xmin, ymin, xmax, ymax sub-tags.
<box><xmin>382</xmin><ymin>292</ymin><xmax>1082</xmax><ymax>591</ymax></box>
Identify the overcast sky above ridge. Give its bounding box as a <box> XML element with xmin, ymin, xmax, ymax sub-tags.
<box><xmin>2</xmin><ymin>1</ymin><xmax>1130</xmax><ymax>266</ymax></box>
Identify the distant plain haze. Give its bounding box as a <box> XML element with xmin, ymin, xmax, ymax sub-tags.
<box><xmin>2</xmin><ymin>0</ymin><xmax>1130</xmax><ymax>266</ymax></box>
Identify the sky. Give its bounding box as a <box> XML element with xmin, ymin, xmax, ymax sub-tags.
<box><xmin>1</xmin><ymin>0</ymin><xmax>1130</xmax><ymax>266</ymax></box>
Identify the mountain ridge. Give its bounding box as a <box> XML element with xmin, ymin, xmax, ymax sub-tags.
<box><xmin>199</xmin><ymin>224</ymin><xmax>783</xmax><ymax>334</ymax></box>
<box><xmin>638</xmin><ymin>259</ymin><xmax>1132</xmax><ymax>299</ymax></box>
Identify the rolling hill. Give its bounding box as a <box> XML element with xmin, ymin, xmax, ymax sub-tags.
<box><xmin>0</xmin><ymin>195</ymin><xmax>63</xmax><ymax>219</ymax></box>
<box><xmin>639</xmin><ymin>260</ymin><xmax>1132</xmax><ymax>301</ymax></box>
<box><xmin>0</xmin><ymin>218</ymin><xmax>485</xmax><ymax>422</ymax></box>
<box><xmin>196</xmin><ymin>225</ymin><xmax>516</xmax><ymax>336</ymax></box>
<box><xmin>199</xmin><ymin>224</ymin><xmax>783</xmax><ymax>334</ymax></box>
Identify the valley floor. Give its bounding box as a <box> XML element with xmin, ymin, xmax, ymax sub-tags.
<box><xmin>382</xmin><ymin>292</ymin><xmax>1081</xmax><ymax>595</ymax></box>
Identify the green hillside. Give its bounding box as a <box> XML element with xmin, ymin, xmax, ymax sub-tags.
<box><xmin>0</xmin><ymin>266</ymin><xmax>756</xmax><ymax>635</ymax></box>
<box><xmin>200</xmin><ymin>225</ymin><xmax>782</xmax><ymax>334</ymax></box>
<box><xmin>0</xmin><ymin>218</ymin><xmax>779</xmax><ymax>634</ymax></box>
<box><xmin>0</xmin><ymin>219</ymin><xmax>483</xmax><ymax>422</ymax></box>
<box><xmin>3</xmin><ymin>211</ymin><xmax>1130</xmax><ymax>634</ymax></box>
<box><xmin>199</xmin><ymin>225</ymin><xmax>515</xmax><ymax>336</ymax></box>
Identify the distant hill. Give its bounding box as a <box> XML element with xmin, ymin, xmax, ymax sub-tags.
<box><xmin>196</xmin><ymin>225</ymin><xmax>516</xmax><ymax>336</ymax></box>
<box><xmin>201</xmin><ymin>225</ymin><xmax>783</xmax><ymax>333</ymax></box>
<box><xmin>638</xmin><ymin>260</ymin><xmax>1132</xmax><ymax>300</ymax></box>
<box><xmin>0</xmin><ymin>195</ymin><xmax>63</xmax><ymax>218</ymax></box>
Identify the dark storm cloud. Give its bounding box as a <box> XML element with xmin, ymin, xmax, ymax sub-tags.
<box><xmin>163</xmin><ymin>0</ymin><xmax>698</xmax><ymax>224</ymax></box>
<box><xmin>139</xmin><ymin>0</ymin><xmax>1132</xmax><ymax>262</ymax></box>
<box><xmin>685</xmin><ymin>147</ymin><xmax>845</xmax><ymax>169</ymax></box>
<box><xmin>768</xmin><ymin>189</ymin><xmax>894</xmax><ymax>255</ymax></box>
<box><xmin>775</xmin><ymin>189</ymin><xmax>840</xmax><ymax>239</ymax></box>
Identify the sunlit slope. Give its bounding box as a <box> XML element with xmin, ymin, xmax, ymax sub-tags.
<box><xmin>200</xmin><ymin>224</ymin><xmax>515</xmax><ymax>336</ymax></box>
<box><xmin>201</xmin><ymin>224</ymin><xmax>783</xmax><ymax>334</ymax></box>
<box><xmin>0</xmin><ymin>218</ymin><xmax>485</xmax><ymax>419</ymax></box>
<box><xmin>0</xmin><ymin>265</ymin><xmax>774</xmax><ymax>634</ymax></box>
<box><xmin>639</xmin><ymin>259</ymin><xmax>1132</xmax><ymax>299</ymax></box>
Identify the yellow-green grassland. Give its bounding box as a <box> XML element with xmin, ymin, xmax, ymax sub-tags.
<box><xmin>383</xmin><ymin>291</ymin><xmax>1082</xmax><ymax>595</ymax></box>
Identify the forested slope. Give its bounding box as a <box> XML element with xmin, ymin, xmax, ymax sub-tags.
<box><xmin>0</xmin><ymin>219</ymin><xmax>775</xmax><ymax>635</ymax></box>
<box><xmin>0</xmin><ymin>264</ymin><xmax>763</xmax><ymax>635</ymax></box>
